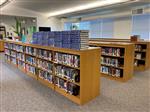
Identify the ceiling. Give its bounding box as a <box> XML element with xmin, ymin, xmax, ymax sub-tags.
<box><xmin>2</xmin><ymin>0</ymin><xmax>150</xmax><ymax>18</ymax></box>
<box><xmin>10</xmin><ymin>0</ymin><xmax>100</xmax><ymax>14</ymax></box>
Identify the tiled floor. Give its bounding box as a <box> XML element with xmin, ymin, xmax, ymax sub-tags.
<box><xmin>0</xmin><ymin>53</ymin><xmax>150</xmax><ymax>112</ymax></box>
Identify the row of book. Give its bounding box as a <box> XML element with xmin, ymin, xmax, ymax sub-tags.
<box><xmin>39</xmin><ymin>70</ymin><xmax>53</xmax><ymax>83</ymax></box>
<box><xmin>135</xmin><ymin>45</ymin><xmax>146</xmax><ymax>51</ymax></box>
<box><xmin>10</xmin><ymin>51</ymin><xmax>16</xmax><ymax>58</ymax></box>
<box><xmin>26</xmin><ymin>56</ymin><xmax>36</xmax><ymax>65</ymax></box>
<box><xmin>32</xmin><ymin>30</ymin><xmax>89</xmax><ymax>50</ymax></box>
<box><xmin>5</xmin><ymin>49</ymin><xmax>10</xmax><ymax>55</ymax></box>
<box><xmin>55</xmin><ymin>65</ymin><xmax>80</xmax><ymax>83</ymax></box>
<box><xmin>101</xmin><ymin>66</ymin><xmax>122</xmax><ymax>77</ymax></box>
<box><xmin>101</xmin><ymin>57</ymin><xmax>122</xmax><ymax>67</ymax></box>
<box><xmin>17</xmin><ymin>53</ymin><xmax>25</xmax><ymax>61</ymax></box>
<box><xmin>5</xmin><ymin>55</ymin><xmax>11</xmax><ymax>62</ymax></box>
<box><xmin>55</xmin><ymin>77</ymin><xmax>80</xmax><ymax>96</ymax></box>
<box><xmin>38</xmin><ymin>49</ymin><xmax>52</xmax><ymax>61</ymax></box>
<box><xmin>18</xmin><ymin>60</ymin><xmax>25</xmax><ymax>69</ymax></box>
<box><xmin>37</xmin><ymin>59</ymin><xmax>53</xmax><ymax>73</ymax></box>
<box><xmin>102</xmin><ymin>48</ymin><xmax>123</xmax><ymax>57</ymax></box>
<box><xmin>26</xmin><ymin>64</ymin><xmax>36</xmax><ymax>74</ymax></box>
<box><xmin>11</xmin><ymin>57</ymin><xmax>17</xmax><ymax>65</ymax></box>
<box><xmin>54</xmin><ymin>53</ymin><xmax>80</xmax><ymax>68</ymax></box>
<box><xmin>26</xmin><ymin>46</ymin><xmax>37</xmax><ymax>56</ymax></box>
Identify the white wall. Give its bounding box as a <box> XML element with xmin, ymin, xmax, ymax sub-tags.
<box><xmin>113</xmin><ymin>17</ymin><xmax>132</xmax><ymax>39</ymax></box>
<box><xmin>1</xmin><ymin>5</ymin><xmax>63</xmax><ymax>31</ymax></box>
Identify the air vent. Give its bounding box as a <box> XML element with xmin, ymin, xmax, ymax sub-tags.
<box><xmin>132</xmin><ymin>8</ymin><xmax>144</xmax><ymax>15</ymax></box>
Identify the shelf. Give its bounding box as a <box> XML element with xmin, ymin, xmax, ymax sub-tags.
<box><xmin>25</xmin><ymin>62</ymin><xmax>37</xmax><ymax>67</ymax></box>
<box><xmin>101</xmin><ymin>63</ymin><xmax>124</xmax><ymax>69</ymax></box>
<box><xmin>25</xmin><ymin>53</ymin><xmax>36</xmax><ymax>57</ymax></box>
<box><xmin>54</xmin><ymin>62</ymin><xmax>80</xmax><ymax>70</ymax></box>
<box><xmin>37</xmin><ymin>67</ymin><xmax>53</xmax><ymax>74</ymax></box>
<box><xmin>101</xmin><ymin>54</ymin><xmax>124</xmax><ymax>58</ymax></box>
<box><xmin>4</xmin><ymin>40</ymin><xmax>100</xmax><ymax>105</ymax></box>
<box><xmin>17</xmin><ymin>58</ymin><xmax>25</xmax><ymax>62</ymax></box>
<box><xmin>55</xmin><ymin>75</ymin><xmax>80</xmax><ymax>86</ymax></box>
<box><xmin>55</xmin><ymin>86</ymin><xmax>80</xmax><ymax>104</ymax></box>
<box><xmin>26</xmin><ymin>72</ymin><xmax>37</xmax><ymax>80</ymax></box>
<box><xmin>101</xmin><ymin>73</ymin><xmax>124</xmax><ymax>82</ymax></box>
<box><xmin>16</xmin><ymin>51</ymin><xmax>24</xmax><ymax>53</ymax></box>
<box><xmin>18</xmin><ymin>66</ymin><xmax>26</xmax><ymax>73</ymax></box>
<box><xmin>38</xmin><ymin>76</ymin><xmax>55</xmax><ymax>90</ymax></box>
<box><xmin>135</xmin><ymin>50</ymin><xmax>146</xmax><ymax>53</ymax></box>
<box><xmin>134</xmin><ymin>58</ymin><xmax>145</xmax><ymax>61</ymax></box>
<box><xmin>37</xmin><ymin>56</ymin><xmax>53</xmax><ymax>63</ymax></box>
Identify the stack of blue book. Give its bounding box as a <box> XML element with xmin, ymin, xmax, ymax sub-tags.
<box><xmin>42</xmin><ymin>32</ymin><xmax>49</xmax><ymax>46</ymax></box>
<box><xmin>48</xmin><ymin>32</ymin><xmax>55</xmax><ymax>47</ymax></box>
<box><xmin>54</xmin><ymin>31</ymin><xmax>62</xmax><ymax>48</ymax></box>
<box><xmin>32</xmin><ymin>32</ymin><xmax>38</xmax><ymax>44</ymax></box>
<box><xmin>70</xmin><ymin>30</ymin><xmax>81</xmax><ymax>50</ymax></box>
<box><xmin>32</xmin><ymin>30</ymin><xmax>89</xmax><ymax>50</ymax></box>
<box><xmin>62</xmin><ymin>31</ymin><xmax>71</xmax><ymax>49</ymax></box>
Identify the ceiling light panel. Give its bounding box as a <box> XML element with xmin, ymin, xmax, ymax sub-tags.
<box><xmin>48</xmin><ymin>0</ymin><xmax>133</xmax><ymax>17</ymax></box>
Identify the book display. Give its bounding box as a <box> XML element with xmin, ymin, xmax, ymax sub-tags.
<box><xmin>4</xmin><ymin>40</ymin><xmax>100</xmax><ymax>105</ymax></box>
<box><xmin>89</xmin><ymin>41</ymin><xmax>134</xmax><ymax>82</ymax></box>
<box><xmin>32</xmin><ymin>30</ymin><xmax>89</xmax><ymax>50</ymax></box>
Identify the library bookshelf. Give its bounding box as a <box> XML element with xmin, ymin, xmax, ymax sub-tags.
<box><xmin>133</xmin><ymin>41</ymin><xmax>150</xmax><ymax>71</ymax></box>
<box><xmin>89</xmin><ymin>39</ymin><xmax>150</xmax><ymax>71</ymax></box>
<box><xmin>0</xmin><ymin>40</ymin><xmax>4</xmax><ymax>52</ymax></box>
<box><xmin>4</xmin><ymin>40</ymin><xmax>100</xmax><ymax>105</ymax></box>
<box><xmin>89</xmin><ymin>41</ymin><xmax>134</xmax><ymax>82</ymax></box>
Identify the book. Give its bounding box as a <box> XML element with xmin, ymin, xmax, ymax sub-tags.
<box><xmin>54</xmin><ymin>52</ymin><xmax>80</xmax><ymax>68</ymax></box>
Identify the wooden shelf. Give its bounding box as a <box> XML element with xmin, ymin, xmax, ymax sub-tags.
<box><xmin>18</xmin><ymin>66</ymin><xmax>26</xmax><ymax>73</ymax></box>
<box><xmin>54</xmin><ymin>62</ymin><xmax>80</xmax><ymax>70</ymax></box>
<box><xmin>37</xmin><ymin>56</ymin><xmax>53</xmax><ymax>63</ymax></box>
<box><xmin>37</xmin><ymin>67</ymin><xmax>53</xmax><ymax>74</ymax></box>
<box><xmin>101</xmin><ymin>54</ymin><xmax>124</xmax><ymax>58</ymax></box>
<box><xmin>134</xmin><ymin>58</ymin><xmax>145</xmax><ymax>61</ymax></box>
<box><xmin>0</xmin><ymin>40</ymin><xmax>4</xmax><ymax>52</ymax></box>
<box><xmin>55</xmin><ymin>75</ymin><xmax>80</xmax><ymax>86</ymax></box>
<box><xmin>55</xmin><ymin>86</ymin><xmax>80</xmax><ymax>104</ymax></box>
<box><xmin>101</xmin><ymin>63</ymin><xmax>124</xmax><ymax>69</ymax></box>
<box><xmin>4</xmin><ymin>40</ymin><xmax>100</xmax><ymax>105</ymax></box>
<box><xmin>38</xmin><ymin>76</ymin><xmax>55</xmax><ymax>90</ymax></box>
<box><xmin>101</xmin><ymin>73</ymin><xmax>124</xmax><ymax>82</ymax></box>
<box><xmin>26</xmin><ymin>72</ymin><xmax>38</xmax><ymax>80</ymax></box>
<box><xmin>89</xmin><ymin>39</ymin><xmax>150</xmax><ymax>71</ymax></box>
<box><xmin>25</xmin><ymin>62</ymin><xmax>37</xmax><ymax>67</ymax></box>
<box><xmin>89</xmin><ymin>41</ymin><xmax>134</xmax><ymax>82</ymax></box>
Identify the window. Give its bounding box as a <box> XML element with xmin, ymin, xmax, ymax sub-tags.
<box><xmin>132</xmin><ymin>14</ymin><xmax>150</xmax><ymax>40</ymax></box>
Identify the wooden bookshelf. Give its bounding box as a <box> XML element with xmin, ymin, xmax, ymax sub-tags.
<box><xmin>4</xmin><ymin>40</ymin><xmax>100</xmax><ymax>105</ymax></box>
<box><xmin>89</xmin><ymin>41</ymin><xmax>134</xmax><ymax>82</ymax></box>
<box><xmin>90</xmin><ymin>39</ymin><xmax>150</xmax><ymax>71</ymax></box>
<box><xmin>0</xmin><ymin>40</ymin><xmax>4</xmax><ymax>52</ymax></box>
<box><xmin>133</xmin><ymin>41</ymin><xmax>150</xmax><ymax>71</ymax></box>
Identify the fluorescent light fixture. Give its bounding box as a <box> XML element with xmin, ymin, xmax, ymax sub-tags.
<box><xmin>0</xmin><ymin>0</ymin><xmax>13</xmax><ymax>7</ymax></box>
<box><xmin>48</xmin><ymin>0</ymin><xmax>134</xmax><ymax>17</ymax></box>
<box><xmin>0</xmin><ymin>0</ymin><xmax>7</xmax><ymax>5</ymax></box>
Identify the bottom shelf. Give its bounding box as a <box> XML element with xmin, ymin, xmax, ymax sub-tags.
<box><xmin>26</xmin><ymin>72</ymin><xmax>38</xmax><ymax>80</ymax></box>
<box><xmin>38</xmin><ymin>76</ymin><xmax>55</xmax><ymax>90</ymax></box>
<box><xmin>101</xmin><ymin>73</ymin><xmax>126</xmax><ymax>82</ymax></box>
<box><xmin>134</xmin><ymin>65</ymin><xmax>146</xmax><ymax>71</ymax></box>
<box><xmin>18</xmin><ymin>66</ymin><xmax>26</xmax><ymax>73</ymax></box>
<box><xmin>55</xmin><ymin>86</ymin><xmax>81</xmax><ymax>104</ymax></box>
